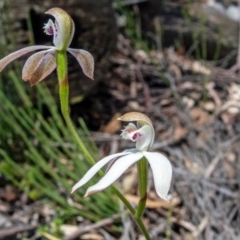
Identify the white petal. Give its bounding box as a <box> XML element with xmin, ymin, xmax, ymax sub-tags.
<box><xmin>85</xmin><ymin>152</ymin><xmax>143</xmax><ymax>197</ymax></box>
<box><xmin>0</xmin><ymin>46</ymin><xmax>52</xmax><ymax>72</ymax></box>
<box><xmin>71</xmin><ymin>152</ymin><xmax>131</xmax><ymax>193</ymax></box>
<box><xmin>143</xmin><ymin>152</ymin><xmax>172</xmax><ymax>201</ymax></box>
<box><xmin>135</xmin><ymin>125</ymin><xmax>153</xmax><ymax>151</ymax></box>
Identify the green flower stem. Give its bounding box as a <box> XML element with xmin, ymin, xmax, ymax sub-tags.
<box><xmin>56</xmin><ymin>50</ymin><xmax>150</xmax><ymax>239</ymax></box>
<box><xmin>136</xmin><ymin>157</ymin><xmax>148</xmax><ymax>219</ymax></box>
<box><xmin>134</xmin><ymin>157</ymin><xmax>151</xmax><ymax>239</ymax></box>
<box><xmin>135</xmin><ymin>218</ymin><xmax>151</xmax><ymax>240</ymax></box>
<box><xmin>56</xmin><ymin>51</ymin><xmax>95</xmax><ymax>165</ymax></box>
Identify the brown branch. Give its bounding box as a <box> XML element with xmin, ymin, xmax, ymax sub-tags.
<box><xmin>0</xmin><ymin>225</ymin><xmax>37</xmax><ymax>239</ymax></box>
<box><xmin>64</xmin><ymin>214</ymin><xmax>121</xmax><ymax>240</ymax></box>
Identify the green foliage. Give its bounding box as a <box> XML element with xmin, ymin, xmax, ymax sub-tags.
<box><xmin>0</xmin><ymin>70</ymin><xmax>119</xmax><ymax>222</ymax></box>
<box><xmin>115</xmin><ymin>0</ymin><xmax>151</xmax><ymax>51</ymax></box>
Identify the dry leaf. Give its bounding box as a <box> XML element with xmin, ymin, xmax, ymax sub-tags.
<box><xmin>221</xmin><ymin>112</ymin><xmax>236</xmax><ymax>125</ymax></box>
<box><xmin>224</xmin><ymin>152</ymin><xmax>236</xmax><ymax>179</ymax></box>
<box><xmin>60</xmin><ymin>225</ymin><xmax>79</xmax><ymax>238</ymax></box>
<box><xmin>127</xmin><ymin>101</ymin><xmax>144</xmax><ymax>111</ymax></box>
<box><xmin>81</xmin><ymin>233</ymin><xmax>104</xmax><ymax>240</ymax></box>
<box><xmin>224</xmin><ymin>161</ymin><xmax>236</xmax><ymax>179</ymax></box>
<box><xmin>173</xmin><ymin>118</ymin><xmax>188</xmax><ymax>142</ymax></box>
<box><xmin>125</xmin><ymin>194</ymin><xmax>181</xmax><ymax>209</ymax></box>
<box><xmin>168</xmin><ymin>63</ymin><xmax>182</xmax><ymax>79</ymax></box>
<box><xmin>184</xmin><ymin>157</ymin><xmax>202</xmax><ymax>174</ymax></box>
<box><xmin>190</xmin><ymin>107</ymin><xmax>212</xmax><ymax>126</ymax></box>
<box><xmin>182</xmin><ymin>96</ymin><xmax>195</xmax><ymax>109</ymax></box>
<box><xmin>228</xmin><ymin>83</ymin><xmax>240</xmax><ymax>101</ymax></box>
<box><xmin>0</xmin><ymin>187</ymin><xmax>17</xmax><ymax>202</ymax></box>
<box><xmin>101</xmin><ymin>113</ymin><xmax>121</xmax><ymax>134</ymax></box>
<box><xmin>202</xmin><ymin>101</ymin><xmax>215</xmax><ymax>112</ymax></box>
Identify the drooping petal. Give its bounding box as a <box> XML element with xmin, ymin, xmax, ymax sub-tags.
<box><xmin>71</xmin><ymin>152</ymin><xmax>131</xmax><ymax>194</ymax></box>
<box><xmin>22</xmin><ymin>50</ymin><xmax>51</xmax><ymax>80</ymax></box>
<box><xmin>67</xmin><ymin>48</ymin><xmax>94</xmax><ymax>80</ymax></box>
<box><xmin>45</xmin><ymin>8</ymin><xmax>75</xmax><ymax>50</ymax></box>
<box><xmin>84</xmin><ymin>152</ymin><xmax>143</xmax><ymax>197</ymax></box>
<box><xmin>22</xmin><ymin>50</ymin><xmax>56</xmax><ymax>86</ymax></box>
<box><xmin>0</xmin><ymin>45</ymin><xmax>51</xmax><ymax>72</ymax></box>
<box><xmin>143</xmin><ymin>151</ymin><xmax>172</xmax><ymax>201</ymax></box>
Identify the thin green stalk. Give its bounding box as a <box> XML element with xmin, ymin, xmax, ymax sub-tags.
<box><xmin>134</xmin><ymin>157</ymin><xmax>151</xmax><ymax>239</ymax></box>
<box><xmin>55</xmin><ymin>50</ymin><xmax>151</xmax><ymax>239</ymax></box>
<box><xmin>56</xmin><ymin>51</ymin><xmax>95</xmax><ymax>166</ymax></box>
<box><xmin>134</xmin><ymin>217</ymin><xmax>151</xmax><ymax>240</ymax></box>
<box><xmin>135</xmin><ymin>158</ymin><xmax>148</xmax><ymax>219</ymax></box>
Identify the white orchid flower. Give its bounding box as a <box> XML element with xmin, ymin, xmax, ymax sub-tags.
<box><xmin>71</xmin><ymin>112</ymin><xmax>172</xmax><ymax>201</ymax></box>
<box><xmin>0</xmin><ymin>7</ymin><xmax>94</xmax><ymax>86</ymax></box>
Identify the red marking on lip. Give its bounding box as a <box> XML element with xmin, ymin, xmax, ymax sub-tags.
<box><xmin>48</xmin><ymin>26</ymin><xmax>54</xmax><ymax>35</ymax></box>
<box><xmin>45</xmin><ymin>23</ymin><xmax>58</xmax><ymax>36</ymax></box>
<box><xmin>132</xmin><ymin>132</ymin><xmax>142</xmax><ymax>140</ymax></box>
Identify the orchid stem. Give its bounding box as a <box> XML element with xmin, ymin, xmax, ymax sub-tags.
<box><xmin>56</xmin><ymin>51</ymin><xmax>95</xmax><ymax>166</ymax></box>
<box><xmin>136</xmin><ymin>157</ymin><xmax>148</xmax><ymax>218</ymax></box>
<box><xmin>56</xmin><ymin>50</ymin><xmax>151</xmax><ymax>239</ymax></box>
<box><xmin>134</xmin><ymin>218</ymin><xmax>151</xmax><ymax>240</ymax></box>
<box><xmin>134</xmin><ymin>157</ymin><xmax>151</xmax><ymax>239</ymax></box>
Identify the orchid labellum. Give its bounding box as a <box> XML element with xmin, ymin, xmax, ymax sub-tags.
<box><xmin>72</xmin><ymin>112</ymin><xmax>172</xmax><ymax>201</ymax></box>
<box><xmin>0</xmin><ymin>7</ymin><xmax>94</xmax><ymax>86</ymax></box>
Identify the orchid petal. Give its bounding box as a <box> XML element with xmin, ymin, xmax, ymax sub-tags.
<box><xmin>0</xmin><ymin>45</ymin><xmax>51</xmax><ymax>72</ymax></box>
<box><xmin>84</xmin><ymin>152</ymin><xmax>143</xmax><ymax>197</ymax></box>
<box><xmin>120</xmin><ymin>123</ymin><xmax>138</xmax><ymax>140</ymax></box>
<box><xmin>22</xmin><ymin>50</ymin><xmax>51</xmax><ymax>80</ymax></box>
<box><xmin>45</xmin><ymin>8</ymin><xmax>75</xmax><ymax>50</ymax></box>
<box><xmin>143</xmin><ymin>152</ymin><xmax>172</xmax><ymax>201</ymax></box>
<box><xmin>22</xmin><ymin>50</ymin><xmax>56</xmax><ymax>86</ymax></box>
<box><xmin>67</xmin><ymin>48</ymin><xmax>94</xmax><ymax>80</ymax></box>
<box><xmin>71</xmin><ymin>152</ymin><xmax>131</xmax><ymax>194</ymax></box>
<box><xmin>135</xmin><ymin>125</ymin><xmax>153</xmax><ymax>151</ymax></box>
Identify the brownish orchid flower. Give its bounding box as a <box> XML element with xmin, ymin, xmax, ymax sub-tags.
<box><xmin>0</xmin><ymin>7</ymin><xmax>94</xmax><ymax>86</ymax></box>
